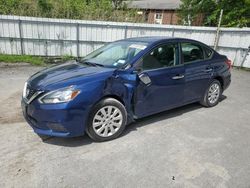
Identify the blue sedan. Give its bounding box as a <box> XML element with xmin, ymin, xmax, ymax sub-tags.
<box><xmin>21</xmin><ymin>37</ymin><xmax>231</xmax><ymax>141</ymax></box>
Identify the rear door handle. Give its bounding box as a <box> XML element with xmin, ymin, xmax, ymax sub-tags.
<box><xmin>172</xmin><ymin>75</ymin><xmax>185</xmax><ymax>80</ymax></box>
<box><xmin>203</xmin><ymin>68</ymin><xmax>213</xmax><ymax>73</ymax></box>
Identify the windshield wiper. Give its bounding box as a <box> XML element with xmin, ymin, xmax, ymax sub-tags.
<box><xmin>90</xmin><ymin>62</ymin><xmax>104</xmax><ymax>67</ymax></box>
<box><xmin>79</xmin><ymin>60</ymin><xmax>104</xmax><ymax>67</ymax></box>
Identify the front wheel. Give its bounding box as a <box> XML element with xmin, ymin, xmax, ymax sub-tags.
<box><xmin>86</xmin><ymin>98</ymin><xmax>127</xmax><ymax>142</ymax></box>
<box><xmin>200</xmin><ymin>79</ymin><xmax>222</xmax><ymax>107</ymax></box>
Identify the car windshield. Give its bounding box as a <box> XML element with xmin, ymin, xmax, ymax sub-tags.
<box><xmin>81</xmin><ymin>41</ymin><xmax>148</xmax><ymax>68</ymax></box>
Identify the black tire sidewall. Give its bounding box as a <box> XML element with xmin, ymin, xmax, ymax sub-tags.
<box><xmin>86</xmin><ymin>98</ymin><xmax>127</xmax><ymax>142</ymax></box>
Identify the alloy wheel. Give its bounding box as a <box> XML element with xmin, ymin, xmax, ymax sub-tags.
<box><xmin>92</xmin><ymin>105</ymin><xmax>123</xmax><ymax>137</ymax></box>
<box><xmin>208</xmin><ymin>83</ymin><xmax>220</xmax><ymax>104</ymax></box>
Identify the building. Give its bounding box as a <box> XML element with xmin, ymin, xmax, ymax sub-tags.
<box><xmin>127</xmin><ymin>0</ymin><xmax>181</xmax><ymax>25</ymax></box>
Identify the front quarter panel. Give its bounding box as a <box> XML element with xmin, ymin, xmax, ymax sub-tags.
<box><xmin>26</xmin><ymin>71</ymin><xmax>116</xmax><ymax>137</ymax></box>
<box><xmin>71</xmin><ymin>70</ymin><xmax>137</xmax><ymax>126</ymax></box>
<box><xmin>105</xmin><ymin>70</ymin><xmax>137</xmax><ymax>120</ymax></box>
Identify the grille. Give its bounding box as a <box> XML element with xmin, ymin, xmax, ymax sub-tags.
<box><xmin>26</xmin><ymin>86</ymin><xmax>36</xmax><ymax>100</ymax></box>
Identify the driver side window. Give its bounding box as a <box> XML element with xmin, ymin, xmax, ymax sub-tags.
<box><xmin>142</xmin><ymin>43</ymin><xmax>178</xmax><ymax>70</ymax></box>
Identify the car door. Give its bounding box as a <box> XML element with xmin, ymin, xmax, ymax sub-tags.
<box><xmin>180</xmin><ymin>42</ymin><xmax>213</xmax><ymax>103</ymax></box>
<box><xmin>133</xmin><ymin>42</ymin><xmax>185</xmax><ymax>118</ymax></box>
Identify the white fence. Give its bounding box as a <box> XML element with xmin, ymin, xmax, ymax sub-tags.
<box><xmin>0</xmin><ymin>15</ymin><xmax>250</xmax><ymax>68</ymax></box>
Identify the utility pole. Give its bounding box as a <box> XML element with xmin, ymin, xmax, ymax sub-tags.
<box><xmin>214</xmin><ymin>9</ymin><xmax>223</xmax><ymax>50</ymax></box>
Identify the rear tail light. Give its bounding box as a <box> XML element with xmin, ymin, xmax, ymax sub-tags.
<box><xmin>225</xmin><ymin>59</ymin><xmax>232</xmax><ymax>70</ymax></box>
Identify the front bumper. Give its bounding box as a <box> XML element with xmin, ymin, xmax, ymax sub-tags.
<box><xmin>21</xmin><ymin>99</ymin><xmax>90</xmax><ymax>137</ymax></box>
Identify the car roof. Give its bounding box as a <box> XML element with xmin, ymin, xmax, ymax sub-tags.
<box><xmin>119</xmin><ymin>36</ymin><xmax>212</xmax><ymax>49</ymax></box>
<box><xmin>120</xmin><ymin>36</ymin><xmax>180</xmax><ymax>44</ymax></box>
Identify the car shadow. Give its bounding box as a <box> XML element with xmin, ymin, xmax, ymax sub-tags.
<box><xmin>122</xmin><ymin>103</ymin><xmax>202</xmax><ymax>138</ymax></box>
<box><xmin>40</xmin><ymin>135</ymin><xmax>93</xmax><ymax>147</ymax></box>
<box><xmin>42</xmin><ymin>95</ymin><xmax>227</xmax><ymax>147</ymax></box>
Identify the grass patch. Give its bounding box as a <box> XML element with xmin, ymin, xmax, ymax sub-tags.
<box><xmin>233</xmin><ymin>66</ymin><xmax>250</xmax><ymax>71</ymax></box>
<box><xmin>239</xmin><ymin>67</ymin><xmax>250</xmax><ymax>71</ymax></box>
<box><xmin>0</xmin><ymin>54</ymin><xmax>45</xmax><ymax>66</ymax></box>
<box><xmin>61</xmin><ymin>55</ymin><xmax>75</xmax><ymax>61</ymax></box>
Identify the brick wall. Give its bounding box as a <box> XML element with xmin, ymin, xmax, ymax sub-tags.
<box><xmin>192</xmin><ymin>13</ymin><xmax>204</xmax><ymax>26</ymax></box>
<box><xmin>145</xmin><ymin>9</ymin><xmax>203</xmax><ymax>25</ymax></box>
<box><xmin>146</xmin><ymin>10</ymin><xmax>180</xmax><ymax>25</ymax></box>
<box><xmin>147</xmin><ymin>10</ymin><xmax>155</xmax><ymax>23</ymax></box>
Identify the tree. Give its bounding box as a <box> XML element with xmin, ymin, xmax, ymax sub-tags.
<box><xmin>38</xmin><ymin>0</ymin><xmax>52</xmax><ymax>17</ymax></box>
<box><xmin>0</xmin><ymin>0</ymin><xmax>142</xmax><ymax>23</ymax></box>
<box><xmin>0</xmin><ymin>0</ymin><xmax>21</xmax><ymax>15</ymax></box>
<box><xmin>206</xmin><ymin>0</ymin><xmax>250</xmax><ymax>27</ymax></box>
<box><xmin>178</xmin><ymin>0</ymin><xmax>215</xmax><ymax>25</ymax></box>
<box><xmin>178</xmin><ymin>0</ymin><xmax>250</xmax><ymax>27</ymax></box>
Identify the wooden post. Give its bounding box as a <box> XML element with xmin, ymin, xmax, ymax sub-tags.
<box><xmin>18</xmin><ymin>19</ymin><xmax>24</xmax><ymax>55</ymax></box>
<box><xmin>76</xmin><ymin>23</ymin><xmax>80</xmax><ymax>58</ymax></box>
<box><xmin>124</xmin><ymin>25</ymin><xmax>128</xmax><ymax>39</ymax></box>
<box><xmin>214</xmin><ymin>9</ymin><xmax>223</xmax><ymax>50</ymax></box>
<box><xmin>240</xmin><ymin>46</ymin><xmax>250</xmax><ymax>68</ymax></box>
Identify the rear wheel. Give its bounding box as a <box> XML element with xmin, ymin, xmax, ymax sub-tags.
<box><xmin>86</xmin><ymin>98</ymin><xmax>127</xmax><ymax>142</ymax></box>
<box><xmin>200</xmin><ymin>79</ymin><xmax>222</xmax><ymax>107</ymax></box>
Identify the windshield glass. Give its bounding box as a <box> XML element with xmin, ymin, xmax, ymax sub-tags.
<box><xmin>81</xmin><ymin>41</ymin><xmax>148</xmax><ymax>68</ymax></box>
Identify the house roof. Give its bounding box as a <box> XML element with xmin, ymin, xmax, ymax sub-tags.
<box><xmin>126</xmin><ymin>0</ymin><xmax>181</xmax><ymax>10</ymax></box>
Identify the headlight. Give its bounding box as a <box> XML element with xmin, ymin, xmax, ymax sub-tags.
<box><xmin>39</xmin><ymin>86</ymin><xmax>80</xmax><ymax>104</ymax></box>
<box><xmin>23</xmin><ymin>82</ymin><xmax>28</xmax><ymax>98</ymax></box>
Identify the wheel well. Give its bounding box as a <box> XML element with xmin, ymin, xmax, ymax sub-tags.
<box><xmin>100</xmin><ymin>95</ymin><xmax>125</xmax><ymax>106</ymax></box>
<box><xmin>86</xmin><ymin>95</ymin><xmax>125</xmax><ymax>128</ymax></box>
<box><xmin>214</xmin><ymin>76</ymin><xmax>224</xmax><ymax>89</ymax></box>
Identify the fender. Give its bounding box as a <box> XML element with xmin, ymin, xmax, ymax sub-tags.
<box><xmin>103</xmin><ymin>69</ymin><xmax>137</xmax><ymax>123</ymax></box>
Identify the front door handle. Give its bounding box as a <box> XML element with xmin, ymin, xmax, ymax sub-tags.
<box><xmin>172</xmin><ymin>75</ymin><xmax>185</xmax><ymax>80</ymax></box>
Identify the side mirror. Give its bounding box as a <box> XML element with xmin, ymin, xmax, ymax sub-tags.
<box><xmin>139</xmin><ymin>73</ymin><xmax>151</xmax><ymax>85</ymax></box>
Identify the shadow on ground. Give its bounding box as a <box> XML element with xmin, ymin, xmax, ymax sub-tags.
<box><xmin>42</xmin><ymin>95</ymin><xmax>227</xmax><ymax>147</ymax></box>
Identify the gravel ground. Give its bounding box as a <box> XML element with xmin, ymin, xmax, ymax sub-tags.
<box><xmin>0</xmin><ymin>64</ymin><xmax>250</xmax><ymax>188</ymax></box>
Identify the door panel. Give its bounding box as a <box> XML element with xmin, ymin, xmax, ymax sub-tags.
<box><xmin>180</xmin><ymin>42</ymin><xmax>213</xmax><ymax>103</ymax></box>
<box><xmin>134</xmin><ymin>65</ymin><xmax>185</xmax><ymax>118</ymax></box>
<box><xmin>184</xmin><ymin>61</ymin><xmax>212</xmax><ymax>102</ymax></box>
<box><xmin>133</xmin><ymin>42</ymin><xmax>185</xmax><ymax>118</ymax></box>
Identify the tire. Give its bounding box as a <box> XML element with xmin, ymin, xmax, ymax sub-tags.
<box><xmin>86</xmin><ymin>98</ymin><xmax>127</xmax><ymax>142</ymax></box>
<box><xmin>200</xmin><ymin>79</ymin><xmax>222</xmax><ymax>107</ymax></box>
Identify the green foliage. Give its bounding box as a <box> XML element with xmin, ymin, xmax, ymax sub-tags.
<box><xmin>178</xmin><ymin>0</ymin><xmax>215</xmax><ymax>25</ymax></box>
<box><xmin>0</xmin><ymin>54</ymin><xmax>45</xmax><ymax>65</ymax></box>
<box><xmin>0</xmin><ymin>0</ymin><xmax>143</xmax><ymax>22</ymax></box>
<box><xmin>38</xmin><ymin>0</ymin><xmax>53</xmax><ymax>17</ymax></box>
<box><xmin>61</xmin><ymin>55</ymin><xmax>75</xmax><ymax>61</ymax></box>
<box><xmin>0</xmin><ymin>0</ymin><xmax>20</xmax><ymax>15</ymax></box>
<box><xmin>178</xmin><ymin>0</ymin><xmax>250</xmax><ymax>27</ymax></box>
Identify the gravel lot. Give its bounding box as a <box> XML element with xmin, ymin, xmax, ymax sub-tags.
<box><xmin>0</xmin><ymin>63</ymin><xmax>250</xmax><ymax>188</ymax></box>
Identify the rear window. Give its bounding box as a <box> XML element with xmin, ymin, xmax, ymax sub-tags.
<box><xmin>203</xmin><ymin>47</ymin><xmax>213</xmax><ymax>59</ymax></box>
<box><xmin>181</xmin><ymin>43</ymin><xmax>204</xmax><ymax>63</ymax></box>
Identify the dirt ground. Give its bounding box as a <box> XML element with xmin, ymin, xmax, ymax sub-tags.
<box><xmin>0</xmin><ymin>63</ymin><xmax>43</xmax><ymax>124</ymax></box>
<box><xmin>0</xmin><ymin>63</ymin><xmax>250</xmax><ymax>188</ymax></box>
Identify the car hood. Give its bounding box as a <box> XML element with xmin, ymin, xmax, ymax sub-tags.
<box><xmin>28</xmin><ymin>61</ymin><xmax>115</xmax><ymax>90</ymax></box>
